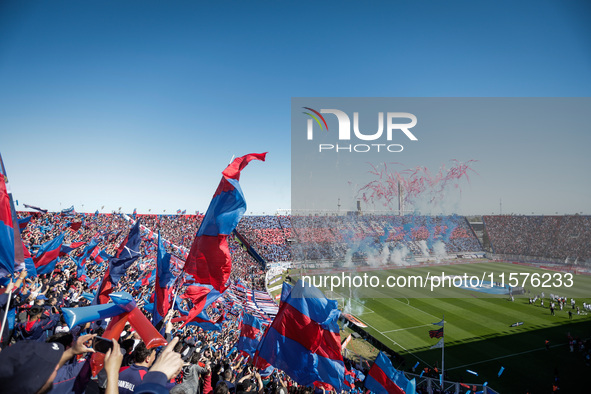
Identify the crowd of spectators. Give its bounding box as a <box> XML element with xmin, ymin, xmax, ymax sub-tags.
<box><xmin>3</xmin><ymin>210</ymin><xmax>588</xmax><ymax>394</ymax></box>
<box><xmin>2</xmin><ymin>210</ymin><xmax>368</xmax><ymax>394</ymax></box>
<box><xmin>236</xmin><ymin>217</ymin><xmax>292</xmax><ymax>263</ymax></box>
<box><xmin>285</xmin><ymin>214</ymin><xmax>482</xmax><ymax>262</ymax></box>
<box><xmin>483</xmin><ymin>215</ymin><xmax>591</xmax><ymax>262</ymax></box>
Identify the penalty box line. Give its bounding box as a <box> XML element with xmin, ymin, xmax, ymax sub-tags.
<box><xmin>356</xmin><ymin>314</ymin><xmax>435</xmax><ymax>370</ymax></box>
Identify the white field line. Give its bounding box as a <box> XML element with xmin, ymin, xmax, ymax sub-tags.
<box><xmin>381</xmin><ymin>324</ymin><xmax>433</xmax><ymax>334</ymax></box>
<box><xmin>447</xmin><ymin>343</ymin><xmax>566</xmax><ymax>370</ymax></box>
<box><xmin>357</xmin><ymin>316</ymin><xmax>434</xmax><ymax>369</ymax></box>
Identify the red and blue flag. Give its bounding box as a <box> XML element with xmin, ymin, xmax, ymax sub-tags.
<box><xmin>33</xmin><ymin>233</ymin><xmax>65</xmax><ymax>276</ymax></box>
<box><xmin>185</xmin><ymin>152</ymin><xmax>266</xmax><ymax>292</ymax></box>
<box><xmin>76</xmin><ymin>238</ymin><xmax>99</xmax><ymax>267</ymax></box>
<box><xmin>365</xmin><ymin>352</ymin><xmax>416</xmax><ymax>394</ymax></box>
<box><xmin>22</xmin><ymin>241</ymin><xmax>37</xmax><ymax>277</ymax></box>
<box><xmin>429</xmin><ymin>328</ymin><xmax>443</xmax><ymax>338</ymax></box>
<box><xmin>280</xmin><ymin>281</ymin><xmax>293</xmax><ymax>306</ymax></box>
<box><xmin>60</xmin><ymin>241</ymin><xmax>85</xmax><ymax>257</ymax></box>
<box><xmin>237</xmin><ymin>313</ymin><xmax>263</xmax><ymax>358</ymax></box>
<box><xmin>0</xmin><ymin>156</ymin><xmax>24</xmax><ymax>277</ymax></box>
<box><xmin>93</xmin><ymin>250</ymin><xmax>112</xmax><ymax>265</ymax></box>
<box><xmin>152</xmin><ymin>232</ymin><xmax>175</xmax><ymax>328</ymax></box>
<box><xmin>178</xmin><ymin>284</ymin><xmax>222</xmax><ymax>328</ymax></box>
<box><xmin>94</xmin><ymin>220</ymin><xmax>141</xmax><ymax>304</ymax></box>
<box><xmin>174</xmin><ymin>310</ymin><xmax>225</xmax><ymax>331</ymax></box>
<box><xmin>254</xmin><ymin>280</ymin><xmax>344</xmax><ymax>391</ymax></box>
<box><xmin>17</xmin><ymin>216</ymin><xmax>32</xmax><ymax>233</ymax></box>
<box><xmin>0</xmin><ymin>177</ymin><xmax>15</xmax><ymax>278</ymax></box>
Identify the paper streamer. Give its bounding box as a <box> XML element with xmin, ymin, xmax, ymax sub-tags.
<box><xmin>414</xmin><ymin>361</ymin><xmax>420</xmax><ymax>369</ymax></box>
<box><xmin>498</xmin><ymin>366</ymin><xmax>505</xmax><ymax>377</ymax></box>
<box><xmin>467</xmin><ymin>369</ymin><xmax>478</xmax><ymax>376</ymax></box>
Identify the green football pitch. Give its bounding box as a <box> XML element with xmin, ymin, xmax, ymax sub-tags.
<box><xmin>292</xmin><ymin>261</ymin><xmax>591</xmax><ymax>393</ymax></box>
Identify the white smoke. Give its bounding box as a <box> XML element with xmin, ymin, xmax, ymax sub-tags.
<box><xmin>419</xmin><ymin>240</ymin><xmax>430</xmax><ymax>257</ymax></box>
<box><xmin>343</xmin><ymin>248</ymin><xmax>354</xmax><ymax>268</ymax></box>
<box><xmin>391</xmin><ymin>244</ymin><xmax>410</xmax><ymax>265</ymax></box>
<box><xmin>432</xmin><ymin>240</ymin><xmax>447</xmax><ymax>262</ymax></box>
<box><xmin>343</xmin><ymin>291</ymin><xmax>366</xmax><ymax>316</ymax></box>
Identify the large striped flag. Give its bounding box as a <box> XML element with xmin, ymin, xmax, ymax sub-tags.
<box><xmin>152</xmin><ymin>232</ymin><xmax>175</xmax><ymax>328</ymax></box>
<box><xmin>365</xmin><ymin>352</ymin><xmax>416</xmax><ymax>394</ymax></box>
<box><xmin>185</xmin><ymin>152</ymin><xmax>266</xmax><ymax>292</ymax></box>
<box><xmin>0</xmin><ymin>155</ymin><xmax>24</xmax><ymax>278</ymax></box>
<box><xmin>93</xmin><ymin>220</ymin><xmax>141</xmax><ymax>304</ymax></box>
<box><xmin>237</xmin><ymin>313</ymin><xmax>263</xmax><ymax>358</ymax></box>
<box><xmin>0</xmin><ymin>176</ymin><xmax>15</xmax><ymax>278</ymax></box>
<box><xmin>33</xmin><ymin>233</ymin><xmax>65</xmax><ymax>275</ymax></box>
<box><xmin>254</xmin><ymin>280</ymin><xmax>344</xmax><ymax>391</ymax></box>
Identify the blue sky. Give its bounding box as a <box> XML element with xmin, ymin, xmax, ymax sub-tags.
<box><xmin>1</xmin><ymin>0</ymin><xmax>590</xmax><ymax>215</ymax></box>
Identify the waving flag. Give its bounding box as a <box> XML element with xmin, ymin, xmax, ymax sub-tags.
<box><xmin>254</xmin><ymin>280</ymin><xmax>344</xmax><ymax>391</ymax></box>
<box><xmin>61</xmin><ymin>206</ymin><xmax>76</xmax><ymax>216</ymax></box>
<box><xmin>152</xmin><ymin>232</ymin><xmax>175</xmax><ymax>328</ymax></box>
<box><xmin>59</xmin><ymin>241</ymin><xmax>85</xmax><ymax>257</ymax></box>
<box><xmin>0</xmin><ymin>155</ymin><xmax>24</xmax><ymax>277</ymax></box>
<box><xmin>17</xmin><ymin>216</ymin><xmax>32</xmax><ymax>233</ymax></box>
<box><xmin>365</xmin><ymin>352</ymin><xmax>416</xmax><ymax>394</ymax></box>
<box><xmin>69</xmin><ymin>221</ymin><xmax>83</xmax><ymax>231</ymax></box>
<box><xmin>94</xmin><ymin>250</ymin><xmax>112</xmax><ymax>264</ymax></box>
<box><xmin>0</xmin><ymin>177</ymin><xmax>15</xmax><ymax>278</ymax></box>
<box><xmin>344</xmin><ymin>369</ymin><xmax>355</xmax><ymax>391</ymax></box>
<box><xmin>429</xmin><ymin>327</ymin><xmax>443</xmax><ymax>338</ymax></box>
<box><xmin>141</xmin><ymin>269</ymin><xmax>156</xmax><ymax>286</ymax></box>
<box><xmin>33</xmin><ymin>233</ymin><xmax>65</xmax><ymax>275</ymax></box>
<box><xmin>23</xmin><ymin>204</ymin><xmax>48</xmax><ymax>214</ymax></box>
<box><xmin>77</xmin><ymin>264</ymin><xmax>88</xmax><ymax>282</ymax></box>
<box><xmin>280</xmin><ymin>281</ymin><xmax>293</xmax><ymax>305</ymax></box>
<box><xmin>185</xmin><ymin>152</ymin><xmax>266</xmax><ymax>292</ymax></box>
<box><xmin>237</xmin><ymin>313</ymin><xmax>263</xmax><ymax>358</ymax></box>
<box><xmin>76</xmin><ymin>238</ymin><xmax>99</xmax><ymax>267</ymax></box>
<box><xmin>22</xmin><ymin>241</ymin><xmax>37</xmax><ymax>277</ymax></box>
<box><xmin>178</xmin><ymin>284</ymin><xmax>222</xmax><ymax>328</ymax></box>
<box><xmin>174</xmin><ymin>310</ymin><xmax>225</xmax><ymax>331</ymax></box>
<box><xmin>94</xmin><ymin>220</ymin><xmax>141</xmax><ymax>304</ymax></box>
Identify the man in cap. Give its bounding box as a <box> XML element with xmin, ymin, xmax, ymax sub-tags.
<box><xmin>0</xmin><ymin>333</ymin><xmax>95</xmax><ymax>394</ymax></box>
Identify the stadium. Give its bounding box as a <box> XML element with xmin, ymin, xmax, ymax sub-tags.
<box><xmin>2</xmin><ymin>182</ymin><xmax>590</xmax><ymax>393</ymax></box>
<box><xmin>2</xmin><ymin>2</ymin><xmax>590</xmax><ymax>394</ymax></box>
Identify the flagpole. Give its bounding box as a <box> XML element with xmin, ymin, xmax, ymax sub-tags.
<box><xmin>0</xmin><ymin>288</ymin><xmax>12</xmax><ymax>345</ymax></box>
<box><xmin>442</xmin><ymin>314</ymin><xmax>445</xmax><ymax>387</ymax></box>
